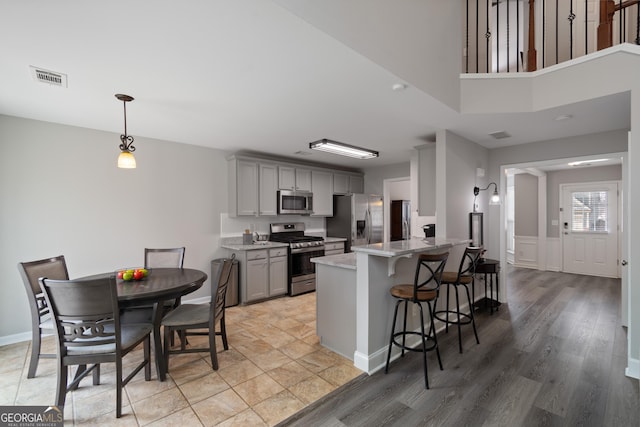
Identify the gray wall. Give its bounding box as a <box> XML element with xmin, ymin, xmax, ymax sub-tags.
<box><xmin>362</xmin><ymin>162</ymin><xmax>410</xmax><ymax>196</ymax></box>
<box><xmin>546</xmin><ymin>164</ymin><xmax>621</xmax><ymax>237</ymax></box>
<box><xmin>514</xmin><ymin>173</ymin><xmax>538</xmax><ymax>236</ymax></box>
<box><xmin>440</xmin><ymin>130</ymin><xmax>490</xmax><ymax>242</ymax></box>
<box><xmin>0</xmin><ymin>115</ymin><xmax>230</xmax><ymax>340</ymax></box>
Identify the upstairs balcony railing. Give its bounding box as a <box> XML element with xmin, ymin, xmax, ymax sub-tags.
<box><xmin>464</xmin><ymin>0</ymin><xmax>640</xmax><ymax>74</ymax></box>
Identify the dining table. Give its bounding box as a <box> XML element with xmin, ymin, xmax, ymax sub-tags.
<box><xmin>83</xmin><ymin>267</ymin><xmax>207</xmax><ymax>381</ymax></box>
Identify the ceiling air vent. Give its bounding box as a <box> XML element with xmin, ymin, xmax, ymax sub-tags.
<box><xmin>489</xmin><ymin>130</ymin><xmax>511</xmax><ymax>139</ymax></box>
<box><xmin>30</xmin><ymin>66</ymin><xmax>67</xmax><ymax>87</ymax></box>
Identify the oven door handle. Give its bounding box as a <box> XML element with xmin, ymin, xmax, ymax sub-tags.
<box><xmin>290</xmin><ymin>246</ymin><xmax>325</xmax><ymax>255</ymax></box>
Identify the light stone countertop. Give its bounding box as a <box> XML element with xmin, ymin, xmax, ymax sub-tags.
<box><xmin>220</xmin><ymin>237</ymin><xmax>288</xmax><ymax>251</ymax></box>
<box><xmin>350</xmin><ymin>237</ymin><xmax>470</xmax><ymax>257</ymax></box>
<box><xmin>311</xmin><ymin>252</ymin><xmax>356</xmax><ymax>270</ymax></box>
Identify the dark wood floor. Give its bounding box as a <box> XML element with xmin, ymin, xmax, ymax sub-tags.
<box><xmin>279</xmin><ymin>267</ymin><xmax>639</xmax><ymax>427</ymax></box>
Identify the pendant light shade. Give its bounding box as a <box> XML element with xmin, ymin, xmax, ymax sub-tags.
<box><xmin>115</xmin><ymin>94</ymin><xmax>136</xmax><ymax>169</ymax></box>
<box><xmin>117</xmin><ymin>150</ymin><xmax>136</xmax><ymax>168</ymax></box>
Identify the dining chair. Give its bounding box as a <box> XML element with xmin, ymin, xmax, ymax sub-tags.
<box><xmin>18</xmin><ymin>255</ymin><xmax>69</xmax><ymax>378</ymax></box>
<box><xmin>120</xmin><ymin>247</ymin><xmax>185</xmax><ymax>342</ymax></box>
<box><xmin>161</xmin><ymin>255</ymin><xmax>235</xmax><ymax>371</ymax></box>
<box><xmin>39</xmin><ymin>275</ymin><xmax>152</xmax><ymax>418</ymax></box>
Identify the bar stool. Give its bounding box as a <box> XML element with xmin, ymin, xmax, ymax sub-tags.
<box><xmin>434</xmin><ymin>246</ymin><xmax>483</xmax><ymax>353</ymax></box>
<box><xmin>385</xmin><ymin>252</ymin><xmax>449</xmax><ymax>389</ymax></box>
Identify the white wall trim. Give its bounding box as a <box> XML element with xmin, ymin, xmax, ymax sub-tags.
<box><xmin>626</xmin><ymin>357</ymin><xmax>640</xmax><ymax>380</ymax></box>
<box><xmin>546</xmin><ymin>237</ymin><xmax>561</xmax><ymax>271</ymax></box>
<box><xmin>0</xmin><ymin>331</ymin><xmax>34</xmax><ymax>347</ymax></box>
<box><xmin>538</xmin><ymin>174</ymin><xmax>547</xmax><ymax>271</ymax></box>
<box><xmin>514</xmin><ymin>235</ymin><xmax>539</xmax><ymax>268</ymax></box>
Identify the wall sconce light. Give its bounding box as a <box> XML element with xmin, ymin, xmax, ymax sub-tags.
<box><xmin>309</xmin><ymin>139</ymin><xmax>379</xmax><ymax>159</ymax></box>
<box><xmin>473</xmin><ymin>182</ymin><xmax>500</xmax><ymax>211</ymax></box>
<box><xmin>116</xmin><ymin>94</ymin><xmax>136</xmax><ymax>169</ymax></box>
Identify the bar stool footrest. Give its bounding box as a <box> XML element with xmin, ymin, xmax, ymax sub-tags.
<box><xmin>434</xmin><ymin>310</ymin><xmax>474</xmax><ymax>326</ymax></box>
<box><xmin>391</xmin><ymin>331</ymin><xmax>437</xmax><ymax>353</ymax></box>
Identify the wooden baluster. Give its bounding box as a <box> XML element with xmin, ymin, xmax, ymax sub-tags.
<box><xmin>527</xmin><ymin>0</ymin><xmax>537</xmax><ymax>71</ymax></box>
<box><xmin>598</xmin><ymin>0</ymin><xmax>616</xmax><ymax>50</ymax></box>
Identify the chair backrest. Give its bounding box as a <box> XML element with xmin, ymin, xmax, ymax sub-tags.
<box><xmin>454</xmin><ymin>246</ymin><xmax>483</xmax><ymax>282</ymax></box>
<box><xmin>412</xmin><ymin>252</ymin><xmax>449</xmax><ymax>301</ymax></box>
<box><xmin>211</xmin><ymin>254</ymin><xmax>235</xmax><ymax>321</ymax></box>
<box><xmin>18</xmin><ymin>255</ymin><xmax>69</xmax><ymax>323</ymax></box>
<box><xmin>39</xmin><ymin>276</ymin><xmax>121</xmax><ymax>356</ymax></box>
<box><xmin>144</xmin><ymin>247</ymin><xmax>185</xmax><ymax>269</ymax></box>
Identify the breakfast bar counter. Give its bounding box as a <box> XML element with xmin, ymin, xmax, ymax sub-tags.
<box><xmin>312</xmin><ymin>237</ymin><xmax>469</xmax><ymax>374</ymax></box>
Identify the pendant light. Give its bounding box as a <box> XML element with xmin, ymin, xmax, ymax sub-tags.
<box><xmin>116</xmin><ymin>94</ymin><xmax>136</xmax><ymax>169</ymax></box>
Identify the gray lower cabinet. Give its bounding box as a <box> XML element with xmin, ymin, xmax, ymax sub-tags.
<box><xmin>324</xmin><ymin>241</ymin><xmax>344</xmax><ymax>255</ymax></box>
<box><xmin>269</xmin><ymin>250</ymin><xmax>288</xmax><ymax>295</ymax></box>
<box><xmin>245</xmin><ymin>250</ymin><xmax>269</xmax><ymax>301</ymax></box>
<box><xmin>231</xmin><ymin>247</ymin><xmax>288</xmax><ymax>304</ymax></box>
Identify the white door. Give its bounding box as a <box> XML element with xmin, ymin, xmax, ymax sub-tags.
<box><xmin>561</xmin><ymin>182</ymin><xmax>619</xmax><ymax>277</ymax></box>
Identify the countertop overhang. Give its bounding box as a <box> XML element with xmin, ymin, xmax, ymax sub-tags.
<box><xmin>351</xmin><ymin>237</ymin><xmax>470</xmax><ymax>257</ymax></box>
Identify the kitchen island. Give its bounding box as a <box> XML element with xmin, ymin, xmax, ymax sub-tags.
<box><xmin>312</xmin><ymin>237</ymin><xmax>469</xmax><ymax>374</ymax></box>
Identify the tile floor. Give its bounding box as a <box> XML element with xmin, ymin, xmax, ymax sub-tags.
<box><xmin>0</xmin><ymin>292</ymin><xmax>364</xmax><ymax>426</ymax></box>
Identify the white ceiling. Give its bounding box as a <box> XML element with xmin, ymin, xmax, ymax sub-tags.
<box><xmin>0</xmin><ymin>1</ymin><xmax>630</xmax><ymax>170</ymax></box>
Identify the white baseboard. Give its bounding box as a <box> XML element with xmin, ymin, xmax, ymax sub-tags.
<box><xmin>626</xmin><ymin>357</ymin><xmax>640</xmax><ymax>379</ymax></box>
<box><xmin>0</xmin><ymin>331</ymin><xmax>33</xmax><ymax>347</ymax></box>
<box><xmin>353</xmin><ymin>300</ymin><xmax>477</xmax><ymax>375</ymax></box>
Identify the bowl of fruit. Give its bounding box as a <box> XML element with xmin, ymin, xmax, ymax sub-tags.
<box><xmin>116</xmin><ymin>268</ymin><xmax>149</xmax><ymax>282</ymax></box>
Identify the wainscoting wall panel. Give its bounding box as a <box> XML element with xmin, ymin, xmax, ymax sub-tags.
<box><xmin>514</xmin><ymin>235</ymin><xmax>538</xmax><ymax>269</ymax></box>
<box><xmin>546</xmin><ymin>237</ymin><xmax>561</xmax><ymax>271</ymax></box>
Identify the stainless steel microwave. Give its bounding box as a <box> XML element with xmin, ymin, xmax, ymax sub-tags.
<box><xmin>277</xmin><ymin>190</ymin><xmax>313</xmax><ymax>215</ymax></box>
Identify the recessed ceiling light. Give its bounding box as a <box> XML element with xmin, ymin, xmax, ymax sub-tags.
<box><xmin>568</xmin><ymin>158</ymin><xmax>609</xmax><ymax>166</ymax></box>
<box><xmin>392</xmin><ymin>83</ymin><xmax>407</xmax><ymax>91</ymax></box>
<box><xmin>554</xmin><ymin>114</ymin><xmax>573</xmax><ymax>121</ymax></box>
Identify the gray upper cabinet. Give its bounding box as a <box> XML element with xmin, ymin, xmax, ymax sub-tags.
<box><xmin>229</xmin><ymin>159</ymin><xmax>259</xmax><ymax>216</ymax></box>
<box><xmin>229</xmin><ymin>154</ymin><xmax>363</xmax><ymax>217</ymax></box>
<box><xmin>333</xmin><ymin>173</ymin><xmax>349</xmax><ymax>194</ymax></box>
<box><xmin>278</xmin><ymin>166</ymin><xmax>311</xmax><ymax>191</ymax></box>
<box><xmin>259</xmin><ymin>163</ymin><xmax>278</xmax><ymax>216</ymax></box>
<box><xmin>349</xmin><ymin>175</ymin><xmax>364</xmax><ymax>194</ymax></box>
<box><xmin>334</xmin><ymin>173</ymin><xmax>364</xmax><ymax>195</ymax></box>
<box><xmin>228</xmin><ymin>158</ymin><xmax>277</xmax><ymax>217</ymax></box>
<box><xmin>311</xmin><ymin>170</ymin><xmax>333</xmax><ymax>216</ymax></box>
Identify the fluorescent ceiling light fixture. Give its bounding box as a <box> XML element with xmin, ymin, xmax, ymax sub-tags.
<box><xmin>567</xmin><ymin>158</ymin><xmax>609</xmax><ymax>166</ymax></box>
<box><xmin>309</xmin><ymin>139</ymin><xmax>379</xmax><ymax>159</ymax></box>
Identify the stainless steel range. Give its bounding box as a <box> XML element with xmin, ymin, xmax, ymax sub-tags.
<box><xmin>269</xmin><ymin>222</ymin><xmax>324</xmax><ymax>296</ymax></box>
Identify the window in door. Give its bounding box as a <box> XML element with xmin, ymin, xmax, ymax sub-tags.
<box><xmin>570</xmin><ymin>191</ymin><xmax>608</xmax><ymax>232</ymax></box>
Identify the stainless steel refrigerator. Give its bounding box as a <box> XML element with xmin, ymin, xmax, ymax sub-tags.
<box><xmin>326</xmin><ymin>194</ymin><xmax>383</xmax><ymax>251</ymax></box>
